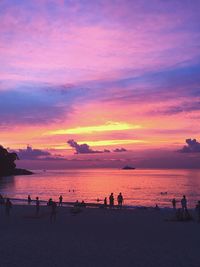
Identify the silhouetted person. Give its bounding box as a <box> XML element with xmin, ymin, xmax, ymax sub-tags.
<box><xmin>109</xmin><ymin>193</ymin><xmax>114</xmax><ymax>208</ymax></box>
<box><xmin>36</xmin><ymin>197</ymin><xmax>40</xmax><ymax>215</ymax></box>
<box><xmin>81</xmin><ymin>200</ymin><xmax>86</xmax><ymax>207</ymax></box>
<box><xmin>117</xmin><ymin>193</ymin><xmax>123</xmax><ymax>208</ymax></box>
<box><xmin>196</xmin><ymin>201</ymin><xmax>200</xmax><ymax>222</ymax></box>
<box><xmin>28</xmin><ymin>195</ymin><xmax>31</xmax><ymax>204</ymax></box>
<box><xmin>172</xmin><ymin>198</ymin><xmax>176</xmax><ymax>210</ymax></box>
<box><xmin>0</xmin><ymin>194</ymin><xmax>5</xmax><ymax>205</ymax></box>
<box><xmin>50</xmin><ymin>201</ymin><xmax>57</xmax><ymax>222</ymax></box>
<box><xmin>181</xmin><ymin>195</ymin><xmax>187</xmax><ymax>212</ymax></box>
<box><xmin>5</xmin><ymin>198</ymin><xmax>12</xmax><ymax>216</ymax></box>
<box><xmin>104</xmin><ymin>197</ymin><xmax>107</xmax><ymax>207</ymax></box>
<box><xmin>59</xmin><ymin>195</ymin><xmax>63</xmax><ymax>206</ymax></box>
<box><xmin>47</xmin><ymin>198</ymin><xmax>53</xmax><ymax>206</ymax></box>
<box><xmin>75</xmin><ymin>200</ymin><xmax>79</xmax><ymax>207</ymax></box>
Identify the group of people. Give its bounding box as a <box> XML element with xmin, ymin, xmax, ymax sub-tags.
<box><xmin>171</xmin><ymin>195</ymin><xmax>200</xmax><ymax>222</ymax></box>
<box><xmin>0</xmin><ymin>192</ymin><xmax>125</xmax><ymax>217</ymax></box>
<box><xmin>2</xmin><ymin>192</ymin><xmax>200</xmax><ymax>222</ymax></box>
<box><xmin>0</xmin><ymin>194</ymin><xmax>12</xmax><ymax>216</ymax></box>
<box><xmin>103</xmin><ymin>192</ymin><xmax>124</xmax><ymax>208</ymax></box>
<box><xmin>31</xmin><ymin>195</ymin><xmax>64</xmax><ymax>222</ymax></box>
<box><xmin>171</xmin><ymin>195</ymin><xmax>188</xmax><ymax>210</ymax></box>
<box><xmin>0</xmin><ymin>194</ymin><xmax>63</xmax><ymax>221</ymax></box>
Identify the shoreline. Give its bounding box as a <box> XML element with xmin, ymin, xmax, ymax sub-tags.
<box><xmin>0</xmin><ymin>196</ymin><xmax>197</xmax><ymax>211</ymax></box>
<box><xmin>4</xmin><ymin>197</ymin><xmax>175</xmax><ymax>210</ymax></box>
<box><xmin>1</xmin><ymin>168</ymin><xmax>200</xmax><ymax>209</ymax></box>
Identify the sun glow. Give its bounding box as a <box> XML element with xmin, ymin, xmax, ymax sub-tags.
<box><xmin>46</xmin><ymin>122</ymin><xmax>142</xmax><ymax>135</ymax></box>
<box><xmin>79</xmin><ymin>139</ymin><xmax>147</xmax><ymax>146</ymax></box>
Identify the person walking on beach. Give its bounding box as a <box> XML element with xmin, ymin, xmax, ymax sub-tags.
<box><xmin>181</xmin><ymin>195</ymin><xmax>187</xmax><ymax>212</ymax></box>
<box><xmin>47</xmin><ymin>198</ymin><xmax>53</xmax><ymax>206</ymax></box>
<box><xmin>50</xmin><ymin>201</ymin><xmax>57</xmax><ymax>222</ymax></box>
<box><xmin>172</xmin><ymin>198</ymin><xmax>176</xmax><ymax>210</ymax></box>
<box><xmin>109</xmin><ymin>193</ymin><xmax>114</xmax><ymax>208</ymax></box>
<box><xmin>59</xmin><ymin>195</ymin><xmax>63</xmax><ymax>206</ymax></box>
<box><xmin>5</xmin><ymin>198</ymin><xmax>12</xmax><ymax>217</ymax></box>
<box><xmin>28</xmin><ymin>195</ymin><xmax>31</xmax><ymax>204</ymax></box>
<box><xmin>104</xmin><ymin>197</ymin><xmax>107</xmax><ymax>207</ymax></box>
<box><xmin>36</xmin><ymin>197</ymin><xmax>40</xmax><ymax>215</ymax></box>
<box><xmin>117</xmin><ymin>193</ymin><xmax>123</xmax><ymax>208</ymax></box>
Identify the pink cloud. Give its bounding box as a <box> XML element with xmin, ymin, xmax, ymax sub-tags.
<box><xmin>0</xmin><ymin>1</ymin><xmax>199</xmax><ymax>84</ymax></box>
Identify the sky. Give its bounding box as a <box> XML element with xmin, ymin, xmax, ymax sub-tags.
<box><xmin>0</xmin><ymin>0</ymin><xmax>200</xmax><ymax>168</ymax></box>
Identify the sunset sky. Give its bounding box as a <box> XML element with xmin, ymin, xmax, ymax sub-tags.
<box><xmin>0</xmin><ymin>0</ymin><xmax>200</xmax><ymax>168</ymax></box>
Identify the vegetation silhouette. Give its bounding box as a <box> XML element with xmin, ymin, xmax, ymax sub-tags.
<box><xmin>0</xmin><ymin>145</ymin><xmax>33</xmax><ymax>177</ymax></box>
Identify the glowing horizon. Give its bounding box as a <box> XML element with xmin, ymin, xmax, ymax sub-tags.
<box><xmin>46</xmin><ymin>122</ymin><xmax>142</xmax><ymax>135</ymax></box>
<box><xmin>0</xmin><ymin>0</ymin><xmax>200</xmax><ymax>167</ymax></box>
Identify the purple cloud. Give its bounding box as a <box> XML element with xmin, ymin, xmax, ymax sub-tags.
<box><xmin>179</xmin><ymin>139</ymin><xmax>200</xmax><ymax>153</ymax></box>
<box><xmin>67</xmin><ymin>140</ymin><xmax>112</xmax><ymax>154</ymax></box>
<box><xmin>0</xmin><ymin>85</ymin><xmax>76</xmax><ymax>127</ymax></box>
<box><xmin>13</xmin><ymin>146</ymin><xmax>64</xmax><ymax>160</ymax></box>
<box><xmin>103</xmin><ymin>149</ymin><xmax>111</xmax><ymax>153</ymax></box>
<box><xmin>67</xmin><ymin>140</ymin><xmax>128</xmax><ymax>154</ymax></box>
<box><xmin>67</xmin><ymin>139</ymin><xmax>103</xmax><ymax>154</ymax></box>
<box><xmin>113</xmin><ymin>148</ymin><xmax>127</xmax><ymax>152</ymax></box>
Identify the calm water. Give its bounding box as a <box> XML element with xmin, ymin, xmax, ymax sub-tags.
<box><xmin>1</xmin><ymin>169</ymin><xmax>200</xmax><ymax>208</ymax></box>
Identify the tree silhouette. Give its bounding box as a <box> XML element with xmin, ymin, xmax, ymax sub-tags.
<box><xmin>0</xmin><ymin>145</ymin><xmax>32</xmax><ymax>177</ymax></box>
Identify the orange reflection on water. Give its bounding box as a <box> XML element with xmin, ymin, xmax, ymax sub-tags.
<box><xmin>1</xmin><ymin>169</ymin><xmax>200</xmax><ymax>208</ymax></box>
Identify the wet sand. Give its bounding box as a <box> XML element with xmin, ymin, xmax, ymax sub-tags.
<box><xmin>0</xmin><ymin>205</ymin><xmax>199</xmax><ymax>267</ymax></box>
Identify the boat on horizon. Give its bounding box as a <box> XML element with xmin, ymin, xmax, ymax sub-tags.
<box><xmin>122</xmin><ymin>165</ymin><xmax>136</xmax><ymax>170</ymax></box>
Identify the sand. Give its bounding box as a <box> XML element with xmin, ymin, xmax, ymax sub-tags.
<box><xmin>0</xmin><ymin>204</ymin><xmax>200</xmax><ymax>267</ymax></box>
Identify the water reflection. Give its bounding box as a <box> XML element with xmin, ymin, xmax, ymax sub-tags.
<box><xmin>0</xmin><ymin>169</ymin><xmax>200</xmax><ymax>207</ymax></box>
<box><xmin>0</xmin><ymin>175</ymin><xmax>15</xmax><ymax>193</ymax></box>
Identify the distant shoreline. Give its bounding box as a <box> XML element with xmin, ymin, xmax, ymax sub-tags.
<box><xmin>0</xmin><ymin>168</ymin><xmax>33</xmax><ymax>178</ymax></box>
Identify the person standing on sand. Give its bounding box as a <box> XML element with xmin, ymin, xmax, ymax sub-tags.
<box><xmin>28</xmin><ymin>195</ymin><xmax>31</xmax><ymax>204</ymax></box>
<box><xmin>47</xmin><ymin>198</ymin><xmax>53</xmax><ymax>206</ymax></box>
<box><xmin>181</xmin><ymin>195</ymin><xmax>187</xmax><ymax>212</ymax></box>
<box><xmin>117</xmin><ymin>193</ymin><xmax>123</xmax><ymax>208</ymax></box>
<box><xmin>36</xmin><ymin>197</ymin><xmax>40</xmax><ymax>215</ymax></box>
<box><xmin>0</xmin><ymin>194</ymin><xmax>5</xmax><ymax>205</ymax></box>
<box><xmin>109</xmin><ymin>193</ymin><xmax>114</xmax><ymax>208</ymax></box>
<box><xmin>5</xmin><ymin>198</ymin><xmax>12</xmax><ymax>217</ymax></box>
<box><xmin>172</xmin><ymin>198</ymin><xmax>176</xmax><ymax>210</ymax></box>
<box><xmin>59</xmin><ymin>195</ymin><xmax>63</xmax><ymax>206</ymax></box>
<box><xmin>104</xmin><ymin>197</ymin><xmax>107</xmax><ymax>207</ymax></box>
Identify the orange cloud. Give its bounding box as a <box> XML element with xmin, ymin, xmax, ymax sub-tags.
<box><xmin>46</xmin><ymin>121</ymin><xmax>142</xmax><ymax>135</ymax></box>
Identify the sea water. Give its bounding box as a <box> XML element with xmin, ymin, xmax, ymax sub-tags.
<box><xmin>1</xmin><ymin>168</ymin><xmax>200</xmax><ymax>208</ymax></box>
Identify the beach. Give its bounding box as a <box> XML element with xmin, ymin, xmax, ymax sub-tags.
<box><xmin>0</xmin><ymin>204</ymin><xmax>199</xmax><ymax>267</ymax></box>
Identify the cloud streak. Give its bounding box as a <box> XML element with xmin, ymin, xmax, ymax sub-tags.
<box><xmin>13</xmin><ymin>146</ymin><xmax>64</xmax><ymax>160</ymax></box>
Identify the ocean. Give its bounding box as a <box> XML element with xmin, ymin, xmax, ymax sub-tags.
<box><xmin>1</xmin><ymin>168</ymin><xmax>200</xmax><ymax>208</ymax></box>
